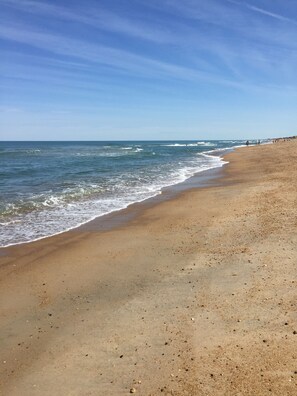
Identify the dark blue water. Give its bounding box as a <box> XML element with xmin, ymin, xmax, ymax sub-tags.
<box><xmin>0</xmin><ymin>140</ymin><xmax>247</xmax><ymax>246</ymax></box>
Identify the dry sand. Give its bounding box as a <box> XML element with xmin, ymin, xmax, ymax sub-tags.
<box><xmin>0</xmin><ymin>141</ymin><xmax>297</xmax><ymax>395</ymax></box>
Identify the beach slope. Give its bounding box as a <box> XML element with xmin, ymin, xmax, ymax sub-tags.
<box><xmin>0</xmin><ymin>141</ymin><xmax>297</xmax><ymax>395</ymax></box>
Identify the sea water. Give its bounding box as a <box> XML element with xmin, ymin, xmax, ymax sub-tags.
<box><xmin>0</xmin><ymin>140</ymin><xmax>247</xmax><ymax>247</ymax></box>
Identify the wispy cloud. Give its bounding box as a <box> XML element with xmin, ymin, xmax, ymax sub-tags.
<box><xmin>0</xmin><ymin>23</ymin><xmax>247</xmax><ymax>89</ymax></box>
<box><xmin>0</xmin><ymin>105</ymin><xmax>24</xmax><ymax>113</ymax></box>
<box><xmin>1</xmin><ymin>0</ymin><xmax>178</xmax><ymax>44</ymax></box>
<box><xmin>142</xmin><ymin>0</ymin><xmax>297</xmax><ymax>49</ymax></box>
<box><xmin>139</xmin><ymin>0</ymin><xmax>297</xmax><ymax>82</ymax></box>
<box><xmin>1</xmin><ymin>0</ymin><xmax>297</xmax><ymax>99</ymax></box>
<box><xmin>227</xmin><ymin>0</ymin><xmax>297</xmax><ymax>25</ymax></box>
<box><xmin>1</xmin><ymin>0</ymin><xmax>297</xmax><ymax>139</ymax></box>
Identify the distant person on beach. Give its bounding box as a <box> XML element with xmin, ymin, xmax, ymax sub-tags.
<box><xmin>246</xmin><ymin>140</ymin><xmax>249</xmax><ymax>146</ymax></box>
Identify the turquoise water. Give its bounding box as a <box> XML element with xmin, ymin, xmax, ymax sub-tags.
<box><xmin>0</xmin><ymin>140</ymin><xmax>246</xmax><ymax>246</ymax></box>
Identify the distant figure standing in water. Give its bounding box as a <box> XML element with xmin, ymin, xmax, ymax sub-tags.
<box><xmin>246</xmin><ymin>140</ymin><xmax>249</xmax><ymax>146</ymax></box>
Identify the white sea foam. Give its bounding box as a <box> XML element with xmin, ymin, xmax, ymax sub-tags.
<box><xmin>165</xmin><ymin>143</ymin><xmax>187</xmax><ymax>147</ymax></box>
<box><xmin>0</xmin><ymin>155</ymin><xmax>227</xmax><ymax>248</ymax></box>
<box><xmin>164</xmin><ymin>142</ymin><xmax>216</xmax><ymax>147</ymax></box>
<box><xmin>0</xmin><ymin>141</ymin><xmax>242</xmax><ymax>248</ymax></box>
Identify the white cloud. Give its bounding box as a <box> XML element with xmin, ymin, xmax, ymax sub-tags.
<box><xmin>227</xmin><ymin>0</ymin><xmax>297</xmax><ymax>25</ymax></box>
<box><xmin>1</xmin><ymin>0</ymin><xmax>296</xmax><ymax>96</ymax></box>
<box><xmin>0</xmin><ymin>23</ymin><xmax>243</xmax><ymax>88</ymax></box>
<box><xmin>1</xmin><ymin>0</ymin><xmax>179</xmax><ymax>44</ymax></box>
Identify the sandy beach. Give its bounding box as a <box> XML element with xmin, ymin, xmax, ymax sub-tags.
<box><xmin>1</xmin><ymin>141</ymin><xmax>297</xmax><ymax>395</ymax></box>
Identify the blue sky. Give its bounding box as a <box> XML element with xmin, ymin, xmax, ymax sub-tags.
<box><xmin>0</xmin><ymin>0</ymin><xmax>296</xmax><ymax>140</ymax></box>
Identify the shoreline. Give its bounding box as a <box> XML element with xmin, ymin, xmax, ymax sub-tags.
<box><xmin>1</xmin><ymin>141</ymin><xmax>297</xmax><ymax>395</ymax></box>
<box><xmin>0</xmin><ymin>148</ymin><xmax>231</xmax><ymax>250</ymax></box>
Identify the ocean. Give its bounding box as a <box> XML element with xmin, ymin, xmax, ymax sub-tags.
<box><xmin>0</xmin><ymin>140</ymin><xmax>247</xmax><ymax>247</ymax></box>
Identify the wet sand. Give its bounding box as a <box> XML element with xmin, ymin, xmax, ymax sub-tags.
<box><xmin>0</xmin><ymin>141</ymin><xmax>297</xmax><ymax>395</ymax></box>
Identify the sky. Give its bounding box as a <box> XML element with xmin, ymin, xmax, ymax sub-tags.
<box><xmin>0</xmin><ymin>0</ymin><xmax>296</xmax><ymax>140</ymax></box>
